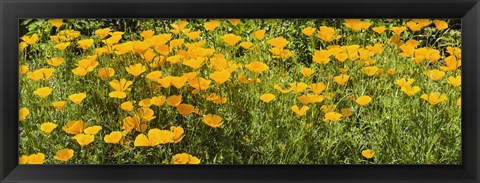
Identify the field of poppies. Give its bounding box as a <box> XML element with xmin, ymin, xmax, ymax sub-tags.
<box><xmin>18</xmin><ymin>19</ymin><xmax>461</xmax><ymax>164</ymax></box>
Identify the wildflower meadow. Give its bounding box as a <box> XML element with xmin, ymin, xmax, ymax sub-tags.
<box><xmin>18</xmin><ymin>19</ymin><xmax>461</xmax><ymax>164</ymax></box>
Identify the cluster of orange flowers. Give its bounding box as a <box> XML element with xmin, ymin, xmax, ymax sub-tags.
<box><xmin>18</xmin><ymin>18</ymin><xmax>460</xmax><ymax>163</ymax></box>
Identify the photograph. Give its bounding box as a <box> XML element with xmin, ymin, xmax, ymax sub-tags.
<box><xmin>18</xmin><ymin>18</ymin><xmax>461</xmax><ymax>165</ymax></box>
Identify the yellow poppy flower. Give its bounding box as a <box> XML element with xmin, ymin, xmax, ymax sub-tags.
<box><xmin>72</xmin><ymin>134</ymin><xmax>95</xmax><ymax>146</ymax></box>
<box><xmin>136</xmin><ymin>107</ymin><xmax>156</xmax><ymax>123</ymax></box>
<box><xmin>170</xmin><ymin>126</ymin><xmax>184</xmax><ymax>143</ymax></box>
<box><xmin>400</xmin><ymin>85</ymin><xmax>421</xmax><ymax>96</ymax></box>
<box><xmin>317</xmin><ymin>26</ymin><xmax>340</xmax><ymax>42</ymax></box>
<box><xmin>254</xmin><ymin>29</ymin><xmax>266</xmax><ymax>40</ymax></box>
<box><xmin>19</xmin><ymin>155</ymin><xmax>29</xmax><ymax>164</ymax></box>
<box><xmin>300</xmin><ymin>68</ymin><xmax>314</xmax><ymax>77</ymax></box>
<box><xmin>19</xmin><ymin>42</ymin><xmax>28</xmax><ymax>52</ymax></box>
<box><xmin>77</xmin><ymin>39</ymin><xmax>94</xmax><ymax>50</ymax></box>
<box><xmin>183</xmin><ymin>57</ymin><xmax>205</xmax><ymax>70</ymax></box>
<box><xmin>204</xmin><ymin>20</ymin><xmax>220</xmax><ymax>32</ymax></box>
<box><xmin>34</xmin><ymin>87</ymin><xmax>52</xmax><ymax>98</ymax></box>
<box><xmin>239</xmin><ymin>42</ymin><xmax>254</xmax><ymax>49</ymax></box>
<box><xmin>134</xmin><ymin>128</ymin><xmax>174</xmax><ymax>147</ymax></box>
<box><xmin>420</xmin><ymin>48</ymin><xmax>440</xmax><ymax>62</ymax></box>
<box><xmin>19</xmin><ymin>107</ymin><xmax>29</xmax><ymax>121</ymax></box>
<box><xmin>157</xmin><ymin>76</ymin><xmax>172</xmax><ymax>88</ymax></box>
<box><xmin>333</xmin><ymin>74</ymin><xmax>349</xmax><ymax>85</ymax></box>
<box><xmin>170</xmin><ymin>21</ymin><xmax>189</xmax><ymax>35</ymax></box>
<box><xmin>102</xmin><ymin>35</ymin><xmax>122</xmax><ymax>46</ymax></box>
<box><xmin>183</xmin><ymin>72</ymin><xmax>198</xmax><ymax>80</ymax></box>
<box><xmin>356</xmin><ymin>96</ymin><xmax>372</xmax><ymax>106</ymax></box>
<box><xmin>177</xmin><ymin>104</ymin><xmax>195</xmax><ymax>116</ymax></box>
<box><xmin>267</xmin><ymin>36</ymin><xmax>289</xmax><ymax>48</ymax></box>
<box><xmin>54</xmin><ymin>148</ymin><xmax>74</xmax><ymax>161</ymax></box>
<box><xmin>372</xmin><ymin>26</ymin><xmax>386</xmax><ymax>34</ymax></box>
<box><xmin>209</xmin><ymin>70</ymin><xmax>231</xmax><ymax>84</ymax></box>
<box><xmin>447</xmin><ymin>76</ymin><xmax>461</xmax><ymax>87</ymax></box>
<box><xmin>151</xmin><ymin>96</ymin><xmax>166</xmax><ymax>106</ymax></box>
<box><xmin>446</xmin><ymin>46</ymin><xmax>461</xmax><ymax>59</ymax></box>
<box><xmin>184</xmin><ymin>31</ymin><xmax>200</xmax><ymax>40</ymax></box>
<box><xmin>395</xmin><ymin>78</ymin><xmax>415</xmax><ymax>88</ymax></box>
<box><xmin>390</xmin><ymin>26</ymin><xmax>407</xmax><ymax>35</ymax></box>
<box><xmin>54</xmin><ymin>42</ymin><xmax>70</xmax><ymax>51</ymax></box>
<box><xmin>269</xmin><ymin>47</ymin><xmax>292</xmax><ymax>59</ymax></box>
<box><xmin>245</xmin><ymin>61</ymin><xmax>269</xmax><ymax>74</ymax></box>
<box><xmin>259</xmin><ymin>94</ymin><xmax>275</xmax><ymax>103</ymax></box>
<box><xmin>138</xmin><ymin>98</ymin><xmax>152</xmax><ymax>108</ymax></box>
<box><xmin>344</xmin><ymin>19</ymin><xmax>371</xmax><ymax>31</ymax></box>
<box><xmin>125</xmin><ymin>63</ymin><xmax>146</xmax><ymax>77</ymax></box>
<box><xmin>71</xmin><ymin>67</ymin><xmax>87</xmax><ymax>77</ymax></box>
<box><xmin>172</xmin><ymin>153</ymin><xmax>200</xmax><ymax>164</ymax></box>
<box><xmin>123</xmin><ymin>116</ymin><xmax>142</xmax><ymax>133</ymax></box>
<box><xmin>203</xmin><ymin>114</ymin><xmax>223</xmax><ymax>128</ymax></box>
<box><xmin>40</xmin><ymin>122</ymin><xmax>58</xmax><ymax>134</ymax></box>
<box><xmin>222</xmin><ymin>34</ymin><xmax>242</xmax><ymax>46</ymax></box>
<box><xmin>302</xmin><ymin>27</ymin><xmax>316</xmax><ymax>36</ymax></box>
<box><xmin>406</xmin><ymin>21</ymin><xmax>423</xmax><ymax>32</ymax></box>
<box><xmin>95</xmin><ymin>28</ymin><xmax>110</xmax><ymax>39</ymax></box>
<box><xmin>362</xmin><ymin>149</ymin><xmax>375</xmax><ymax>159</ymax></box>
<box><xmin>19</xmin><ymin>64</ymin><xmax>29</xmax><ymax>74</ymax></box>
<box><xmin>169</xmin><ymin>39</ymin><xmax>185</xmax><ymax>49</ymax></box>
<box><xmin>440</xmin><ymin>55</ymin><xmax>461</xmax><ymax>71</ymax></box>
<box><xmin>68</xmin><ymin>93</ymin><xmax>87</xmax><ymax>104</ymax></box>
<box><xmin>188</xmin><ymin>77</ymin><xmax>211</xmax><ymax>92</ymax></box>
<box><xmin>291</xmin><ymin>105</ymin><xmax>309</xmax><ymax>117</ymax></box>
<box><xmin>205</xmin><ymin>93</ymin><xmax>228</xmax><ymax>104</ymax></box>
<box><xmin>457</xmin><ymin>98</ymin><xmax>461</xmax><ymax>107</ymax></box>
<box><xmin>420</xmin><ymin>92</ymin><xmax>448</xmax><ymax>105</ymax></box>
<box><xmin>104</xmin><ymin>131</ymin><xmax>123</xmax><ymax>144</ymax></box>
<box><xmin>366</xmin><ymin>44</ymin><xmax>383</xmax><ymax>54</ymax></box>
<box><xmin>27</xmin><ymin>153</ymin><xmax>45</xmax><ymax>164</ymax></box>
<box><xmin>84</xmin><ymin>126</ymin><xmax>102</xmax><ymax>135</ymax></box>
<box><xmin>297</xmin><ymin>95</ymin><xmax>324</xmax><ymax>105</ymax></box>
<box><xmin>47</xmin><ymin>57</ymin><xmax>65</xmax><ymax>67</ymax></box>
<box><xmin>413</xmin><ymin>48</ymin><xmax>428</xmax><ymax>63</ymax></box>
<box><xmin>227</xmin><ymin>19</ymin><xmax>241</xmax><ymax>26</ymax></box>
<box><xmin>313</xmin><ymin>50</ymin><xmax>332</xmax><ymax>64</ymax></box>
<box><xmin>362</xmin><ymin>66</ymin><xmax>379</xmax><ymax>76</ymax></box>
<box><xmin>166</xmin><ymin>95</ymin><xmax>182</xmax><ymax>107</ymax></box>
<box><xmin>323</xmin><ymin>112</ymin><xmax>342</xmax><ymax>122</ymax></box>
<box><xmin>72</xmin><ymin>56</ymin><xmax>98</xmax><ymax>76</ymax></box>
<box><xmin>433</xmin><ymin>20</ymin><xmax>448</xmax><ymax>30</ymax></box>
<box><xmin>289</xmin><ymin>82</ymin><xmax>309</xmax><ymax>93</ymax></box>
<box><xmin>309</xmin><ymin>82</ymin><xmax>326</xmax><ymax>95</ymax></box>
<box><xmin>424</xmin><ymin>69</ymin><xmax>445</xmax><ymax>81</ymax></box>
<box><xmin>133</xmin><ymin>134</ymin><xmax>152</xmax><ymax>147</ymax></box>
<box><xmin>120</xmin><ymin>101</ymin><xmax>134</xmax><ymax>112</ymax></box>
<box><xmin>21</xmin><ymin>34</ymin><xmax>39</xmax><ymax>45</ymax></box>
<box><xmin>48</xmin><ymin>19</ymin><xmax>63</xmax><ymax>28</ymax></box>
<box><xmin>62</xmin><ymin>120</ymin><xmax>87</xmax><ymax>135</ymax></box>
<box><xmin>97</xmin><ymin>67</ymin><xmax>115</xmax><ymax>78</ymax></box>
<box><xmin>151</xmin><ymin>129</ymin><xmax>175</xmax><ymax>145</ymax></box>
<box><xmin>27</xmin><ymin>68</ymin><xmax>55</xmax><ymax>81</ymax></box>
<box><xmin>109</xmin><ymin>78</ymin><xmax>133</xmax><ymax>98</ymax></box>
<box><xmin>140</xmin><ymin>30</ymin><xmax>155</xmax><ymax>39</ymax></box>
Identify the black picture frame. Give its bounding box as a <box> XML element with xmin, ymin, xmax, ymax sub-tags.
<box><xmin>1</xmin><ymin>0</ymin><xmax>479</xmax><ymax>182</ymax></box>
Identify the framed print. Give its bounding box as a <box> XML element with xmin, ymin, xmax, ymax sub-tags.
<box><xmin>1</xmin><ymin>0</ymin><xmax>480</xmax><ymax>182</ymax></box>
